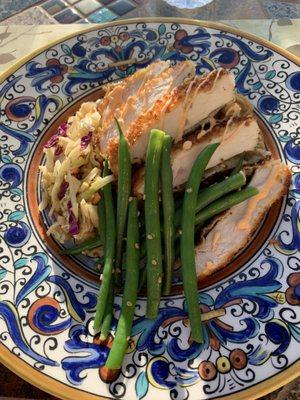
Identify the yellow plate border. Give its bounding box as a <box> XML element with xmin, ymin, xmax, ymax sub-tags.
<box><xmin>0</xmin><ymin>17</ymin><xmax>299</xmax><ymax>400</ymax></box>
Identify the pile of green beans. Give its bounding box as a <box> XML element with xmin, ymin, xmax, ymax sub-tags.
<box><xmin>62</xmin><ymin>120</ymin><xmax>260</xmax><ymax>370</ymax></box>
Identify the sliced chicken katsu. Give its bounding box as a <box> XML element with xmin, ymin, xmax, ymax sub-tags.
<box><xmin>133</xmin><ymin>116</ymin><xmax>261</xmax><ymax>195</ymax></box>
<box><xmin>195</xmin><ymin>160</ymin><xmax>291</xmax><ymax>279</ymax></box>
<box><xmin>96</xmin><ymin>60</ymin><xmax>195</xmax><ymax>166</ymax></box>
<box><xmin>95</xmin><ymin>63</ymin><xmax>236</xmax><ymax>171</ymax></box>
<box><xmin>97</xmin><ymin>60</ymin><xmax>171</xmax><ymax>139</ymax></box>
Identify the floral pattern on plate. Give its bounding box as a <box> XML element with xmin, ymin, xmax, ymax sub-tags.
<box><xmin>0</xmin><ymin>21</ymin><xmax>299</xmax><ymax>400</ymax></box>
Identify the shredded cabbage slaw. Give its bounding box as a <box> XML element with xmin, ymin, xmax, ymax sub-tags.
<box><xmin>39</xmin><ymin>101</ymin><xmax>114</xmax><ymax>244</ymax></box>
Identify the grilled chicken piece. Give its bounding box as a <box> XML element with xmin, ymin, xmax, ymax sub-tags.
<box><xmin>195</xmin><ymin>160</ymin><xmax>291</xmax><ymax>279</ymax></box>
<box><xmin>96</xmin><ymin>63</ymin><xmax>236</xmax><ymax>171</ymax></box>
<box><xmin>202</xmin><ymin>149</ymin><xmax>270</xmax><ymax>184</ymax></box>
<box><xmin>133</xmin><ymin>116</ymin><xmax>261</xmax><ymax>196</ymax></box>
<box><xmin>96</xmin><ymin>60</ymin><xmax>195</xmax><ymax>167</ymax></box>
<box><xmin>97</xmin><ymin>60</ymin><xmax>171</xmax><ymax>143</ymax></box>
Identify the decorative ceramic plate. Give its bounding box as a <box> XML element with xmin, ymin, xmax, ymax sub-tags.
<box><xmin>0</xmin><ymin>18</ymin><xmax>299</xmax><ymax>400</ymax></box>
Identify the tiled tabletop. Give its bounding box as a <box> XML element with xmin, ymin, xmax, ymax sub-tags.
<box><xmin>0</xmin><ymin>0</ymin><xmax>299</xmax><ymax>399</ymax></box>
<box><xmin>0</xmin><ymin>0</ymin><xmax>299</xmax><ymax>25</ymax></box>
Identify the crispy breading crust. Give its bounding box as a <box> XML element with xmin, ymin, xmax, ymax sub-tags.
<box><xmin>106</xmin><ymin>68</ymin><xmax>233</xmax><ymax>172</ymax></box>
<box><xmin>196</xmin><ymin>163</ymin><xmax>292</xmax><ymax>281</ymax></box>
<box><xmin>93</xmin><ymin>60</ymin><xmax>173</xmax><ymax>152</ymax></box>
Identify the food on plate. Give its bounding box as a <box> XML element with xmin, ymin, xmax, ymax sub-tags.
<box><xmin>133</xmin><ymin>115</ymin><xmax>262</xmax><ymax>195</ymax></box>
<box><xmin>95</xmin><ymin>61</ymin><xmax>235</xmax><ymax>170</ymax></box>
<box><xmin>39</xmin><ymin>60</ymin><xmax>291</xmax><ymax>369</ymax></box>
<box><xmin>195</xmin><ymin>160</ymin><xmax>291</xmax><ymax>279</ymax></box>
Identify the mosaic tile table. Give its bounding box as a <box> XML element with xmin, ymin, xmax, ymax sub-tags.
<box><xmin>0</xmin><ymin>0</ymin><xmax>299</xmax><ymax>26</ymax></box>
<box><xmin>0</xmin><ymin>9</ymin><xmax>300</xmax><ymax>400</ymax></box>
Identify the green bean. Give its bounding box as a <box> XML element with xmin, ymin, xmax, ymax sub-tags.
<box><xmin>195</xmin><ymin>186</ymin><xmax>259</xmax><ymax>227</ymax></box>
<box><xmin>231</xmin><ymin>153</ymin><xmax>245</xmax><ymax>176</ymax></box>
<box><xmin>100</xmin><ymin>282</ymin><xmax>114</xmax><ymax>341</ymax></box>
<box><xmin>174</xmin><ymin>172</ymin><xmax>246</xmax><ymax>228</ymax></box>
<box><xmin>145</xmin><ymin>129</ymin><xmax>165</xmax><ymax>319</ymax></box>
<box><xmin>98</xmin><ymin>188</ymin><xmax>113</xmax><ymax>340</ymax></box>
<box><xmin>115</xmin><ymin>119</ymin><xmax>132</xmax><ymax>287</ymax></box>
<box><xmin>105</xmin><ymin>197</ymin><xmax>139</xmax><ymax>370</ymax></box>
<box><xmin>181</xmin><ymin>143</ymin><xmax>219</xmax><ymax>343</ymax></box>
<box><xmin>60</xmin><ymin>236</ymin><xmax>102</xmax><ymax>255</ymax></box>
<box><xmin>93</xmin><ymin>160</ymin><xmax>116</xmax><ymax>332</ymax></box>
<box><xmin>161</xmin><ymin>135</ymin><xmax>175</xmax><ymax>296</ymax></box>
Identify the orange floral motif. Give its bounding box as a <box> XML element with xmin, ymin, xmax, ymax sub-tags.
<box><xmin>286</xmin><ymin>273</ymin><xmax>300</xmax><ymax>305</ymax></box>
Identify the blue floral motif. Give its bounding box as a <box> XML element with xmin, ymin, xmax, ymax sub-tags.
<box><xmin>277</xmin><ymin>201</ymin><xmax>300</xmax><ymax>253</ymax></box>
<box><xmin>0</xmin><ymin>163</ymin><xmax>23</xmax><ymax>188</ymax></box>
<box><xmin>29</xmin><ymin>299</ymin><xmax>72</xmax><ymax>335</ymax></box>
<box><xmin>285</xmin><ymin>140</ymin><xmax>300</xmax><ymax>164</ymax></box>
<box><xmin>0</xmin><ymin>301</ymin><xmax>57</xmax><ymax>366</ymax></box>
<box><xmin>0</xmin><ymin>21</ymin><xmax>299</xmax><ymax>400</ymax></box>
<box><xmin>286</xmin><ymin>71</ymin><xmax>300</xmax><ymax>92</ymax></box>
<box><xmin>62</xmin><ymin>325</ymin><xmax>109</xmax><ymax>385</ymax></box>
<box><xmin>46</xmin><ymin>275</ymin><xmax>97</xmax><ymax>322</ymax></box>
<box><xmin>4</xmin><ymin>221</ymin><xmax>30</xmax><ymax>247</ymax></box>
<box><xmin>16</xmin><ymin>254</ymin><xmax>52</xmax><ymax>305</ymax></box>
<box><xmin>265</xmin><ymin>319</ymin><xmax>291</xmax><ymax>356</ymax></box>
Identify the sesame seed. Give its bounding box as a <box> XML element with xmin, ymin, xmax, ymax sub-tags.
<box><xmin>126</xmin><ymin>336</ymin><xmax>131</xmax><ymax>341</ymax></box>
<box><xmin>147</xmin><ymin>234</ymin><xmax>153</xmax><ymax>240</ymax></box>
<box><xmin>143</xmin><ymin>194</ymin><xmax>146</xmax><ymax>200</ymax></box>
<box><xmin>128</xmin><ymin>196</ymin><xmax>133</xmax><ymax>202</ymax></box>
<box><xmin>99</xmin><ymin>274</ymin><xmax>103</xmax><ymax>281</ymax></box>
<box><xmin>158</xmin><ymin>277</ymin><xmax>162</xmax><ymax>284</ymax></box>
<box><xmin>152</xmin><ymin>259</ymin><xmax>157</xmax><ymax>266</ymax></box>
<box><xmin>182</xmin><ymin>140</ymin><xmax>192</xmax><ymax>150</ymax></box>
<box><xmin>127</xmin><ymin>301</ymin><xmax>133</xmax><ymax>307</ymax></box>
<box><xmin>186</xmin><ymin>188</ymin><xmax>192</xmax><ymax>193</ymax></box>
<box><xmin>134</xmin><ymin>243</ymin><xmax>140</xmax><ymax>249</ymax></box>
<box><xmin>137</xmin><ymin>211</ymin><xmax>140</xmax><ymax>216</ymax></box>
<box><xmin>178</xmin><ymin>229</ymin><xmax>182</xmax><ymax>236</ymax></box>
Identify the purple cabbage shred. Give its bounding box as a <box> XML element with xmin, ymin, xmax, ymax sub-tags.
<box><xmin>54</xmin><ymin>145</ymin><xmax>63</xmax><ymax>157</ymax></box>
<box><xmin>58</xmin><ymin>122</ymin><xmax>68</xmax><ymax>137</ymax></box>
<box><xmin>80</xmin><ymin>132</ymin><xmax>92</xmax><ymax>149</ymax></box>
<box><xmin>68</xmin><ymin>209</ymin><xmax>80</xmax><ymax>236</ymax></box>
<box><xmin>57</xmin><ymin>181</ymin><xmax>69</xmax><ymax>200</ymax></box>
<box><xmin>44</xmin><ymin>122</ymin><xmax>68</xmax><ymax>148</ymax></box>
